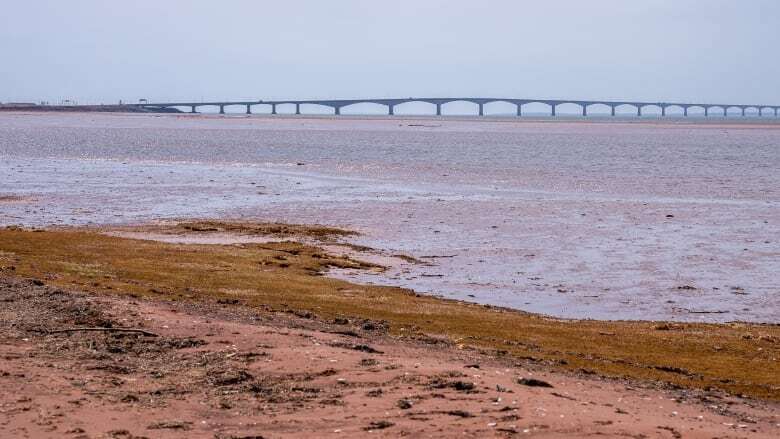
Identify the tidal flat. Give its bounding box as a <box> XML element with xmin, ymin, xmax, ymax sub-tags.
<box><xmin>2</xmin><ymin>112</ymin><xmax>779</xmax><ymax>322</ymax></box>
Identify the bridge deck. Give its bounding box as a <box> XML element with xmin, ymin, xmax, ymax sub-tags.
<box><xmin>130</xmin><ymin>97</ymin><xmax>779</xmax><ymax>116</ymax></box>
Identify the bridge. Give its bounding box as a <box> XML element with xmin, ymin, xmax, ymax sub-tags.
<box><xmin>129</xmin><ymin>97</ymin><xmax>780</xmax><ymax>118</ymax></box>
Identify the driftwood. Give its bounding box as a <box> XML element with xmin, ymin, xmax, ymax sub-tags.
<box><xmin>47</xmin><ymin>327</ymin><xmax>159</xmax><ymax>337</ymax></box>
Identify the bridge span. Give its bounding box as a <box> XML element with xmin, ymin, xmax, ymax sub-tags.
<box><xmin>131</xmin><ymin>97</ymin><xmax>780</xmax><ymax>118</ymax></box>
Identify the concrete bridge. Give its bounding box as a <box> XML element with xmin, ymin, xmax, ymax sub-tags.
<box><xmin>131</xmin><ymin>97</ymin><xmax>780</xmax><ymax>118</ymax></box>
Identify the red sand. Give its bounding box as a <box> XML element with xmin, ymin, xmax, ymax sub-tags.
<box><xmin>1</xmin><ymin>277</ymin><xmax>778</xmax><ymax>438</ymax></box>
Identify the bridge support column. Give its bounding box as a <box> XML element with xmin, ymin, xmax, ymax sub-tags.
<box><xmin>637</xmin><ymin>106</ymin><xmax>642</xmax><ymax>117</ymax></box>
<box><xmin>551</xmin><ymin>104</ymin><xmax>556</xmax><ymax>117</ymax></box>
<box><xmin>741</xmin><ymin>108</ymin><xmax>746</xmax><ymax>117</ymax></box>
<box><xmin>516</xmin><ymin>104</ymin><xmax>522</xmax><ymax>116</ymax></box>
<box><xmin>295</xmin><ymin>103</ymin><xmax>301</xmax><ymax>115</ymax></box>
<box><xmin>610</xmin><ymin>106</ymin><xmax>616</xmax><ymax>117</ymax></box>
<box><xmin>219</xmin><ymin>105</ymin><xmax>225</xmax><ymax>115</ymax></box>
<box><xmin>190</xmin><ymin>106</ymin><xmax>197</xmax><ymax>114</ymax></box>
<box><xmin>436</xmin><ymin>104</ymin><xmax>442</xmax><ymax>116</ymax></box>
<box><xmin>661</xmin><ymin>106</ymin><xmax>666</xmax><ymax>117</ymax></box>
<box><xmin>683</xmin><ymin>107</ymin><xmax>688</xmax><ymax>117</ymax></box>
<box><xmin>271</xmin><ymin>104</ymin><xmax>277</xmax><ymax>115</ymax></box>
<box><xmin>335</xmin><ymin>107</ymin><xmax>340</xmax><ymax>115</ymax></box>
<box><xmin>724</xmin><ymin>108</ymin><xmax>727</xmax><ymax>117</ymax></box>
<box><xmin>582</xmin><ymin>105</ymin><xmax>587</xmax><ymax>117</ymax></box>
<box><xmin>775</xmin><ymin>108</ymin><xmax>778</xmax><ymax>117</ymax></box>
<box><xmin>388</xmin><ymin>104</ymin><xmax>394</xmax><ymax>116</ymax></box>
<box><xmin>478</xmin><ymin>103</ymin><xmax>484</xmax><ymax>116</ymax></box>
<box><xmin>759</xmin><ymin>108</ymin><xmax>763</xmax><ymax>117</ymax></box>
<box><xmin>704</xmin><ymin>107</ymin><xmax>709</xmax><ymax>117</ymax></box>
<box><xmin>246</xmin><ymin>105</ymin><xmax>252</xmax><ymax>115</ymax></box>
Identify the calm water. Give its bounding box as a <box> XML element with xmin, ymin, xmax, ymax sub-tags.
<box><xmin>2</xmin><ymin>112</ymin><xmax>779</xmax><ymax>322</ymax></box>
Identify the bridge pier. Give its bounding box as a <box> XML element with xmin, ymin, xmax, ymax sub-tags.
<box><xmin>610</xmin><ymin>106</ymin><xmax>616</xmax><ymax>117</ymax></box>
<box><xmin>219</xmin><ymin>105</ymin><xmax>225</xmax><ymax>115</ymax></box>
<box><xmin>246</xmin><ymin>105</ymin><xmax>252</xmax><ymax>115</ymax></box>
<box><xmin>724</xmin><ymin>108</ymin><xmax>728</xmax><ymax>117</ymax></box>
<box><xmin>335</xmin><ymin>107</ymin><xmax>340</xmax><ymax>115</ymax></box>
<box><xmin>516</xmin><ymin>103</ymin><xmax>522</xmax><ymax>116</ymax></box>
<box><xmin>388</xmin><ymin>104</ymin><xmax>394</xmax><ymax>116</ymax></box>
<box><xmin>478</xmin><ymin>103</ymin><xmax>484</xmax><ymax>116</ymax></box>
<box><xmin>551</xmin><ymin>104</ymin><xmax>556</xmax><ymax>117</ymax></box>
<box><xmin>190</xmin><ymin>105</ymin><xmax>197</xmax><ymax>114</ymax></box>
<box><xmin>271</xmin><ymin>104</ymin><xmax>277</xmax><ymax>115</ymax></box>
<box><xmin>704</xmin><ymin>107</ymin><xmax>709</xmax><ymax>117</ymax></box>
<box><xmin>741</xmin><ymin>108</ymin><xmax>746</xmax><ymax>117</ymax></box>
<box><xmin>582</xmin><ymin>105</ymin><xmax>587</xmax><ymax>117</ymax></box>
<box><xmin>436</xmin><ymin>103</ymin><xmax>441</xmax><ymax>116</ymax></box>
<box><xmin>295</xmin><ymin>103</ymin><xmax>301</xmax><ymax>115</ymax></box>
<box><xmin>637</xmin><ymin>106</ymin><xmax>642</xmax><ymax>117</ymax></box>
<box><xmin>759</xmin><ymin>108</ymin><xmax>763</xmax><ymax>117</ymax></box>
<box><xmin>683</xmin><ymin>107</ymin><xmax>688</xmax><ymax>117</ymax></box>
<box><xmin>775</xmin><ymin>108</ymin><xmax>778</xmax><ymax>117</ymax></box>
<box><xmin>661</xmin><ymin>106</ymin><xmax>666</xmax><ymax>117</ymax></box>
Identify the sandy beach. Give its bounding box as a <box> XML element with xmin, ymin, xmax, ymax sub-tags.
<box><xmin>1</xmin><ymin>220</ymin><xmax>779</xmax><ymax>437</ymax></box>
<box><xmin>2</xmin><ymin>274</ymin><xmax>779</xmax><ymax>438</ymax></box>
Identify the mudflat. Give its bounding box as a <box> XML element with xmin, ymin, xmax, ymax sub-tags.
<box><xmin>3</xmin><ymin>112</ymin><xmax>779</xmax><ymax>323</ymax></box>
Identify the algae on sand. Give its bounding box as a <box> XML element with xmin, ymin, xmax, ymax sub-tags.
<box><xmin>0</xmin><ymin>223</ymin><xmax>778</xmax><ymax>401</ymax></box>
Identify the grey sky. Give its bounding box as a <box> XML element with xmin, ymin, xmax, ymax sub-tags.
<box><xmin>2</xmin><ymin>0</ymin><xmax>779</xmax><ymax>104</ymax></box>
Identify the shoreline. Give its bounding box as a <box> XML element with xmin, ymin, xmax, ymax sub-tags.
<box><xmin>8</xmin><ymin>218</ymin><xmax>778</xmax><ymax>325</ymax></box>
<box><xmin>1</xmin><ymin>220</ymin><xmax>779</xmax><ymax>437</ymax></box>
<box><xmin>1</xmin><ymin>221</ymin><xmax>778</xmax><ymax>403</ymax></box>
<box><xmin>3</xmin><ymin>109</ymin><xmax>780</xmax><ymax>128</ymax></box>
<box><xmin>105</xmin><ymin>220</ymin><xmax>778</xmax><ymax>325</ymax></box>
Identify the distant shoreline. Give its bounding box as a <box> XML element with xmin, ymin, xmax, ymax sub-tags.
<box><xmin>0</xmin><ymin>104</ymin><xmax>178</xmax><ymax>113</ymax></box>
<box><xmin>2</xmin><ymin>108</ymin><xmax>780</xmax><ymax>128</ymax></box>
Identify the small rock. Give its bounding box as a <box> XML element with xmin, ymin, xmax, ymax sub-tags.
<box><xmin>397</xmin><ymin>399</ymin><xmax>413</xmax><ymax>409</ymax></box>
<box><xmin>364</xmin><ymin>420</ymin><xmax>394</xmax><ymax>430</ymax></box>
<box><xmin>359</xmin><ymin>358</ymin><xmax>379</xmax><ymax>367</ymax></box>
<box><xmin>446</xmin><ymin>410</ymin><xmax>474</xmax><ymax>418</ymax></box>
<box><xmin>452</xmin><ymin>381</ymin><xmax>475</xmax><ymax>391</ymax></box>
<box><xmin>517</xmin><ymin>378</ymin><xmax>553</xmax><ymax>388</ymax></box>
<box><xmin>366</xmin><ymin>389</ymin><xmax>383</xmax><ymax>397</ymax></box>
<box><xmin>148</xmin><ymin>420</ymin><xmax>192</xmax><ymax>430</ymax></box>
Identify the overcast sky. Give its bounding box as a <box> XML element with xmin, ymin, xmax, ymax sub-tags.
<box><xmin>2</xmin><ymin>0</ymin><xmax>779</xmax><ymax>105</ymax></box>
